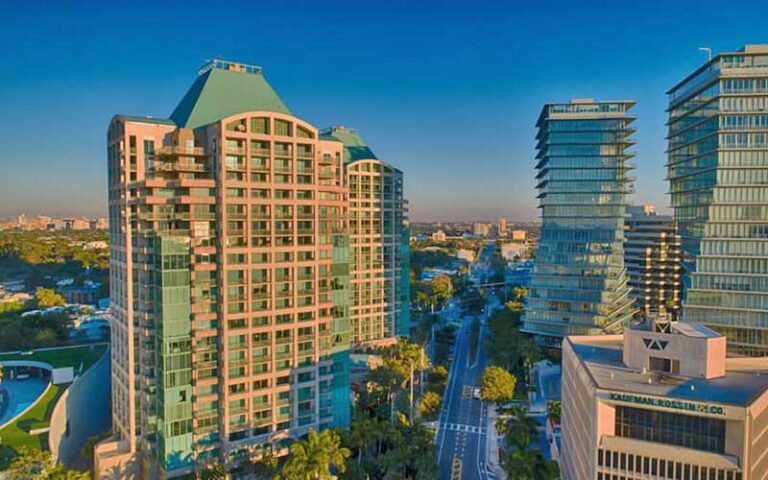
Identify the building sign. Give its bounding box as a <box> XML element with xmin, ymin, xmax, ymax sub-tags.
<box><xmin>608</xmin><ymin>393</ymin><xmax>725</xmax><ymax>415</ymax></box>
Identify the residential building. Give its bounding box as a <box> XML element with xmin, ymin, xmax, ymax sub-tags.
<box><xmin>522</xmin><ymin>99</ymin><xmax>637</xmax><ymax>347</ymax></box>
<box><xmin>498</xmin><ymin>217</ymin><xmax>508</xmax><ymax>236</ymax></box>
<box><xmin>320</xmin><ymin>126</ymin><xmax>410</xmax><ymax>346</ymax></box>
<box><xmin>667</xmin><ymin>45</ymin><xmax>768</xmax><ymax>356</ymax></box>
<box><xmin>473</xmin><ymin>222</ymin><xmax>489</xmax><ymax>237</ymax></box>
<box><xmin>511</xmin><ymin>229</ymin><xmax>527</xmax><ymax>241</ymax></box>
<box><xmin>561</xmin><ymin>314</ymin><xmax>768</xmax><ymax>480</ymax></box>
<box><xmin>96</xmin><ymin>60</ymin><xmax>352</xmax><ymax>478</ymax></box>
<box><xmin>625</xmin><ymin>205</ymin><xmax>682</xmax><ymax>318</ymax></box>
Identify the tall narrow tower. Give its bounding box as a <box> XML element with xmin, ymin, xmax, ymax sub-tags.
<box><xmin>667</xmin><ymin>45</ymin><xmax>768</xmax><ymax>356</ymax></box>
<box><xmin>98</xmin><ymin>60</ymin><xmax>351</xmax><ymax>478</ymax></box>
<box><xmin>522</xmin><ymin>99</ymin><xmax>637</xmax><ymax>347</ymax></box>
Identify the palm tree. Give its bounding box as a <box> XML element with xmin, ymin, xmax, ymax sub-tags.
<box><xmin>277</xmin><ymin>428</ymin><xmax>350</xmax><ymax>480</ymax></box>
<box><xmin>502</xmin><ymin>443</ymin><xmax>557</xmax><ymax>480</ymax></box>
<box><xmin>348</xmin><ymin>416</ymin><xmax>376</xmax><ymax>465</ymax></box>
<box><xmin>250</xmin><ymin>444</ymin><xmax>278</xmax><ymax>479</ymax></box>
<box><xmin>504</xmin><ymin>407</ymin><xmax>538</xmax><ymax>449</ymax></box>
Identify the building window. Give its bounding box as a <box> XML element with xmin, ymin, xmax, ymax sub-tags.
<box><xmin>615</xmin><ymin>406</ymin><xmax>726</xmax><ymax>453</ymax></box>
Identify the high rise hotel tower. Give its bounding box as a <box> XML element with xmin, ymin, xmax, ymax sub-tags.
<box><xmin>523</xmin><ymin>99</ymin><xmax>637</xmax><ymax>347</ymax></box>
<box><xmin>96</xmin><ymin>60</ymin><xmax>407</xmax><ymax>478</ymax></box>
<box><xmin>667</xmin><ymin>45</ymin><xmax>768</xmax><ymax>356</ymax></box>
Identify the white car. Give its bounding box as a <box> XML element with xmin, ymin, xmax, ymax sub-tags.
<box><xmin>473</xmin><ymin>387</ymin><xmax>481</xmax><ymax>400</ymax></box>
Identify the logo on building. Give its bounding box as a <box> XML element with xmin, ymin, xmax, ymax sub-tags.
<box><xmin>642</xmin><ymin>338</ymin><xmax>669</xmax><ymax>351</ymax></box>
<box><xmin>608</xmin><ymin>393</ymin><xmax>725</xmax><ymax>415</ymax></box>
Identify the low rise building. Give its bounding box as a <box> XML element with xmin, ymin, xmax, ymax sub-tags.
<box><xmin>432</xmin><ymin>230</ymin><xmax>447</xmax><ymax>242</ymax></box>
<box><xmin>511</xmin><ymin>229</ymin><xmax>526</xmax><ymax>241</ymax></box>
<box><xmin>561</xmin><ymin>315</ymin><xmax>768</xmax><ymax>480</ymax></box>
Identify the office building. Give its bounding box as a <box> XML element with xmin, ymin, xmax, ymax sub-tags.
<box><xmin>523</xmin><ymin>99</ymin><xmax>637</xmax><ymax>347</ymax></box>
<box><xmin>561</xmin><ymin>315</ymin><xmax>768</xmax><ymax>480</ymax></box>
<box><xmin>667</xmin><ymin>44</ymin><xmax>768</xmax><ymax>356</ymax></box>
<box><xmin>625</xmin><ymin>205</ymin><xmax>682</xmax><ymax>317</ymax></box>
<box><xmin>96</xmin><ymin>60</ymin><xmax>352</xmax><ymax>478</ymax></box>
<box><xmin>321</xmin><ymin>126</ymin><xmax>410</xmax><ymax>346</ymax></box>
<box><xmin>511</xmin><ymin>229</ymin><xmax>527</xmax><ymax>241</ymax></box>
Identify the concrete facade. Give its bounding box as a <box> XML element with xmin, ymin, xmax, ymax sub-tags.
<box><xmin>561</xmin><ymin>316</ymin><xmax>768</xmax><ymax>480</ymax></box>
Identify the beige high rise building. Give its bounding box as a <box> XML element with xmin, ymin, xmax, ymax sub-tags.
<box><xmin>321</xmin><ymin>127</ymin><xmax>410</xmax><ymax>346</ymax></box>
<box><xmin>96</xmin><ymin>60</ymin><xmax>353</xmax><ymax>478</ymax></box>
<box><xmin>498</xmin><ymin>217</ymin><xmax>508</xmax><ymax>236</ymax></box>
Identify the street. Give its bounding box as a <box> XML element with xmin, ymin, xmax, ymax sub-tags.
<box><xmin>436</xmin><ymin>314</ymin><xmax>494</xmax><ymax>480</ymax></box>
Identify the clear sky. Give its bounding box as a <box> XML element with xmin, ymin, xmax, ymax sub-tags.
<box><xmin>2</xmin><ymin>0</ymin><xmax>768</xmax><ymax>221</ymax></box>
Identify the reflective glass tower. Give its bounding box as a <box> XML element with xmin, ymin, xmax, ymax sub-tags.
<box><xmin>667</xmin><ymin>45</ymin><xmax>768</xmax><ymax>356</ymax></box>
<box><xmin>522</xmin><ymin>99</ymin><xmax>637</xmax><ymax>347</ymax></box>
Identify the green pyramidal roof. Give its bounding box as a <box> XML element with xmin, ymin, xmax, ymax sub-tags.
<box><xmin>320</xmin><ymin>126</ymin><xmax>377</xmax><ymax>163</ymax></box>
<box><xmin>170</xmin><ymin>60</ymin><xmax>292</xmax><ymax>129</ymax></box>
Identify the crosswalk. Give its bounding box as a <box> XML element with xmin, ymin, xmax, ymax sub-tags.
<box><xmin>438</xmin><ymin>421</ymin><xmax>487</xmax><ymax>434</ymax></box>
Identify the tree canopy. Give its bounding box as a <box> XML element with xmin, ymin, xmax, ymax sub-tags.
<box><xmin>479</xmin><ymin>366</ymin><xmax>517</xmax><ymax>405</ymax></box>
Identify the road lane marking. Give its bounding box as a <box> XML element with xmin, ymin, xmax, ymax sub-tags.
<box><xmin>451</xmin><ymin>457</ymin><xmax>463</xmax><ymax>480</ymax></box>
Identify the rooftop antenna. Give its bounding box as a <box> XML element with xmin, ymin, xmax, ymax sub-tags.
<box><xmin>698</xmin><ymin>47</ymin><xmax>713</xmax><ymax>61</ymax></box>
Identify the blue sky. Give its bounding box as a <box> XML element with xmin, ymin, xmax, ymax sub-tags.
<box><xmin>1</xmin><ymin>0</ymin><xmax>767</xmax><ymax>221</ymax></box>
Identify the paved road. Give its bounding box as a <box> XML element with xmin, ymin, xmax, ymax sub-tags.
<box><xmin>436</xmin><ymin>314</ymin><xmax>496</xmax><ymax>480</ymax></box>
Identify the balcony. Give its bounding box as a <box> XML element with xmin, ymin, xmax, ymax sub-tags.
<box><xmin>158</xmin><ymin>145</ymin><xmax>206</xmax><ymax>156</ymax></box>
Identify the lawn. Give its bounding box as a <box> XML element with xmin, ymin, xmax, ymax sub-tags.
<box><xmin>0</xmin><ymin>343</ymin><xmax>108</xmax><ymax>468</ymax></box>
<box><xmin>0</xmin><ymin>343</ymin><xmax>107</xmax><ymax>371</ymax></box>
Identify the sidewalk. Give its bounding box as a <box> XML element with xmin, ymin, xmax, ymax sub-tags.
<box><xmin>485</xmin><ymin>404</ymin><xmax>506</xmax><ymax>479</ymax></box>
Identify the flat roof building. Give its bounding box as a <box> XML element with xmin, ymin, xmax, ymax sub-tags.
<box><xmin>561</xmin><ymin>315</ymin><xmax>768</xmax><ymax>480</ymax></box>
<box><xmin>523</xmin><ymin>99</ymin><xmax>637</xmax><ymax>347</ymax></box>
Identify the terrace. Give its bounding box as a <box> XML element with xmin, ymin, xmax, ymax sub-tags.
<box><xmin>0</xmin><ymin>343</ymin><xmax>107</xmax><ymax>468</ymax></box>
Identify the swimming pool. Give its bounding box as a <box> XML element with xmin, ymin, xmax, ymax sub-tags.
<box><xmin>0</xmin><ymin>377</ymin><xmax>49</xmax><ymax>427</ymax></box>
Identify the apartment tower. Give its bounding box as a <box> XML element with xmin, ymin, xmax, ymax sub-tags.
<box><xmin>97</xmin><ymin>60</ymin><xmax>352</xmax><ymax>478</ymax></box>
<box><xmin>321</xmin><ymin>127</ymin><xmax>410</xmax><ymax>346</ymax></box>
<box><xmin>667</xmin><ymin>45</ymin><xmax>768</xmax><ymax>356</ymax></box>
<box><xmin>522</xmin><ymin>99</ymin><xmax>637</xmax><ymax>347</ymax></box>
<box><xmin>625</xmin><ymin>205</ymin><xmax>682</xmax><ymax>318</ymax></box>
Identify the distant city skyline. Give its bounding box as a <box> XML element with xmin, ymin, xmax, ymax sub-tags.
<box><xmin>3</xmin><ymin>1</ymin><xmax>768</xmax><ymax>220</ymax></box>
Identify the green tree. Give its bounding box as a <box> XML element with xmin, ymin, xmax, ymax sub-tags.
<box><xmin>50</xmin><ymin>467</ymin><xmax>91</xmax><ymax>479</ymax></box>
<box><xmin>35</xmin><ymin>288</ymin><xmax>66</xmax><ymax>308</ymax></box>
<box><xmin>0</xmin><ymin>300</ymin><xmax>24</xmax><ymax>314</ymax></box>
<box><xmin>502</xmin><ymin>444</ymin><xmax>557</xmax><ymax>480</ymax></box>
<box><xmin>197</xmin><ymin>460</ymin><xmax>228</xmax><ymax>480</ymax></box>
<box><xmin>418</xmin><ymin>391</ymin><xmax>442</xmax><ymax>420</ymax></box>
<box><xmin>504</xmin><ymin>407</ymin><xmax>539</xmax><ymax>449</ymax></box>
<box><xmin>7</xmin><ymin>447</ymin><xmax>55</xmax><ymax>480</ymax></box>
<box><xmin>547</xmin><ymin>400</ymin><xmax>562</xmax><ymax>424</ymax></box>
<box><xmin>251</xmin><ymin>444</ymin><xmax>279</xmax><ymax>479</ymax></box>
<box><xmin>278</xmin><ymin>428</ymin><xmax>350</xmax><ymax>480</ymax></box>
<box><xmin>430</xmin><ymin>275</ymin><xmax>453</xmax><ymax>311</ymax></box>
<box><xmin>479</xmin><ymin>366</ymin><xmax>517</xmax><ymax>405</ymax></box>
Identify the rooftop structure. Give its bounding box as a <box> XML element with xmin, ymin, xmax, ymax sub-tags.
<box><xmin>561</xmin><ymin>315</ymin><xmax>768</xmax><ymax>479</ymax></box>
<box><xmin>98</xmin><ymin>60</ymin><xmax>353</xmax><ymax>478</ymax></box>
